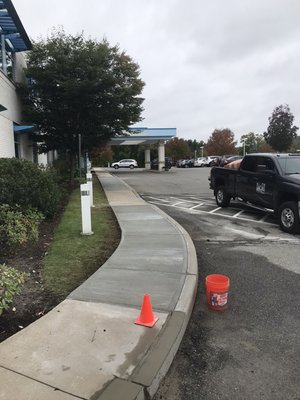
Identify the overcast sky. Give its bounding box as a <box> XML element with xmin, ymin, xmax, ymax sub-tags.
<box><xmin>13</xmin><ymin>0</ymin><xmax>300</xmax><ymax>143</ymax></box>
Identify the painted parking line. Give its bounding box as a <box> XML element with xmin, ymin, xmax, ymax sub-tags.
<box><xmin>172</xmin><ymin>201</ymin><xmax>185</xmax><ymax>207</ymax></box>
<box><xmin>209</xmin><ymin>207</ymin><xmax>222</xmax><ymax>214</ymax></box>
<box><xmin>142</xmin><ymin>195</ymin><xmax>277</xmax><ymax>226</ymax></box>
<box><xmin>190</xmin><ymin>203</ymin><xmax>205</xmax><ymax>209</ymax></box>
<box><xmin>233</xmin><ymin>210</ymin><xmax>244</xmax><ymax>218</ymax></box>
<box><xmin>146</xmin><ymin>196</ymin><xmax>171</xmax><ymax>203</ymax></box>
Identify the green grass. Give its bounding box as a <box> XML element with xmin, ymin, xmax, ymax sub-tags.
<box><xmin>43</xmin><ymin>177</ymin><xmax>120</xmax><ymax>299</ymax></box>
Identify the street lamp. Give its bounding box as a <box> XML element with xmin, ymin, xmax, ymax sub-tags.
<box><xmin>240</xmin><ymin>140</ymin><xmax>246</xmax><ymax>156</ymax></box>
<box><xmin>200</xmin><ymin>146</ymin><xmax>204</xmax><ymax>158</ymax></box>
<box><xmin>78</xmin><ymin>133</ymin><xmax>82</xmax><ymax>178</ymax></box>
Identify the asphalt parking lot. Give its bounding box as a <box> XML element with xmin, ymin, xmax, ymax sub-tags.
<box><xmin>116</xmin><ymin>168</ymin><xmax>300</xmax><ymax>400</ymax></box>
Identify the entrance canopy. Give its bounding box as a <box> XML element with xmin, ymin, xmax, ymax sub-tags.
<box><xmin>0</xmin><ymin>0</ymin><xmax>32</xmax><ymax>52</ymax></box>
<box><xmin>14</xmin><ymin>124</ymin><xmax>34</xmax><ymax>133</ymax></box>
<box><xmin>109</xmin><ymin>127</ymin><xmax>176</xmax><ymax>146</ymax></box>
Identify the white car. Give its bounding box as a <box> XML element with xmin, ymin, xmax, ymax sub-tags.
<box><xmin>111</xmin><ymin>159</ymin><xmax>138</xmax><ymax>169</ymax></box>
<box><xmin>203</xmin><ymin>156</ymin><xmax>219</xmax><ymax>167</ymax></box>
<box><xmin>194</xmin><ymin>157</ymin><xmax>206</xmax><ymax>167</ymax></box>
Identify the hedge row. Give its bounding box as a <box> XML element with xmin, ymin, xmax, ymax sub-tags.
<box><xmin>0</xmin><ymin>158</ymin><xmax>63</xmax><ymax>218</ymax></box>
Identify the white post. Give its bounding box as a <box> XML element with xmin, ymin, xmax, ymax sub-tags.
<box><xmin>86</xmin><ymin>173</ymin><xmax>94</xmax><ymax>207</ymax></box>
<box><xmin>158</xmin><ymin>141</ymin><xmax>165</xmax><ymax>171</ymax></box>
<box><xmin>145</xmin><ymin>145</ymin><xmax>151</xmax><ymax>170</ymax></box>
<box><xmin>80</xmin><ymin>184</ymin><xmax>93</xmax><ymax>235</ymax></box>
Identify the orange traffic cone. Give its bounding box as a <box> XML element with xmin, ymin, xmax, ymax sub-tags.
<box><xmin>134</xmin><ymin>293</ymin><xmax>158</xmax><ymax>327</ymax></box>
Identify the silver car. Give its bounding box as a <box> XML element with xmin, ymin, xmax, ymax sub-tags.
<box><xmin>111</xmin><ymin>159</ymin><xmax>138</xmax><ymax>169</ymax></box>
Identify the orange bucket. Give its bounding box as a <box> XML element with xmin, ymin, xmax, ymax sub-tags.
<box><xmin>206</xmin><ymin>274</ymin><xmax>230</xmax><ymax>310</ymax></box>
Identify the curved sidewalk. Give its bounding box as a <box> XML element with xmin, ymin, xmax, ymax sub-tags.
<box><xmin>0</xmin><ymin>171</ymin><xmax>198</xmax><ymax>400</ymax></box>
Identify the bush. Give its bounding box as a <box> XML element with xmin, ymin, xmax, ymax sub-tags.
<box><xmin>0</xmin><ymin>158</ymin><xmax>63</xmax><ymax>218</ymax></box>
<box><xmin>0</xmin><ymin>264</ymin><xmax>27</xmax><ymax>316</ymax></box>
<box><xmin>52</xmin><ymin>159</ymin><xmax>71</xmax><ymax>184</ymax></box>
<box><xmin>0</xmin><ymin>205</ymin><xmax>43</xmax><ymax>249</ymax></box>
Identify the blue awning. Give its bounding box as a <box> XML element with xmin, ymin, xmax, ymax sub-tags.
<box><xmin>14</xmin><ymin>125</ymin><xmax>34</xmax><ymax>133</ymax></box>
<box><xmin>0</xmin><ymin>0</ymin><xmax>31</xmax><ymax>52</ymax></box>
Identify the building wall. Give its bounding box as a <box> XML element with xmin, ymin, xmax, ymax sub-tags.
<box><xmin>0</xmin><ymin>69</ymin><xmax>22</xmax><ymax>123</ymax></box>
<box><xmin>0</xmin><ymin>52</ymin><xmax>31</xmax><ymax>159</ymax></box>
<box><xmin>0</xmin><ymin>116</ymin><xmax>15</xmax><ymax>157</ymax></box>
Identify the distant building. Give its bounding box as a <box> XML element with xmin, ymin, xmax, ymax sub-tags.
<box><xmin>0</xmin><ymin>0</ymin><xmax>41</xmax><ymax>161</ymax></box>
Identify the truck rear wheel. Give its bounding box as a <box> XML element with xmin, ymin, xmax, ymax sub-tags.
<box><xmin>215</xmin><ymin>186</ymin><xmax>231</xmax><ymax>207</ymax></box>
<box><xmin>278</xmin><ymin>201</ymin><xmax>300</xmax><ymax>234</ymax></box>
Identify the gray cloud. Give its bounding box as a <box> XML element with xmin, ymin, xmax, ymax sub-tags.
<box><xmin>13</xmin><ymin>0</ymin><xmax>300</xmax><ymax>142</ymax></box>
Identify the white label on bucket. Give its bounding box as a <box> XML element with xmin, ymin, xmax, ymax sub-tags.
<box><xmin>210</xmin><ymin>291</ymin><xmax>228</xmax><ymax>308</ymax></box>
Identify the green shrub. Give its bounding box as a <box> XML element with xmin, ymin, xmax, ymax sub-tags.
<box><xmin>52</xmin><ymin>159</ymin><xmax>71</xmax><ymax>184</ymax></box>
<box><xmin>0</xmin><ymin>204</ymin><xmax>43</xmax><ymax>249</ymax></box>
<box><xmin>0</xmin><ymin>158</ymin><xmax>63</xmax><ymax>218</ymax></box>
<box><xmin>0</xmin><ymin>264</ymin><xmax>27</xmax><ymax>316</ymax></box>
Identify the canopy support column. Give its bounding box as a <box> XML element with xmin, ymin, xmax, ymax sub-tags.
<box><xmin>158</xmin><ymin>140</ymin><xmax>165</xmax><ymax>171</ymax></box>
<box><xmin>1</xmin><ymin>34</ymin><xmax>7</xmax><ymax>75</ymax></box>
<box><xmin>145</xmin><ymin>145</ymin><xmax>151</xmax><ymax>170</ymax></box>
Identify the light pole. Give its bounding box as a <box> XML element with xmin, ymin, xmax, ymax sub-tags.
<box><xmin>200</xmin><ymin>146</ymin><xmax>204</xmax><ymax>158</ymax></box>
<box><xmin>78</xmin><ymin>133</ymin><xmax>82</xmax><ymax>178</ymax></box>
<box><xmin>241</xmin><ymin>140</ymin><xmax>246</xmax><ymax>156</ymax></box>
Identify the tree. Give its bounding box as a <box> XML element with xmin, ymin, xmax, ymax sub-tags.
<box><xmin>20</xmin><ymin>28</ymin><xmax>145</xmax><ymax>181</ymax></box>
<box><xmin>288</xmin><ymin>136</ymin><xmax>300</xmax><ymax>153</ymax></box>
<box><xmin>264</xmin><ymin>105</ymin><xmax>298</xmax><ymax>152</ymax></box>
<box><xmin>205</xmin><ymin>129</ymin><xmax>237</xmax><ymax>155</ymax></box>
<box><xmin>240</xmin><ymin>132</ymin><xmax>269</xmax><ymax>154</ymax></box>
<box><xmin>165</xmin><ymin>138</ymin><xmax>192</xmax><ymax>160</ymax></box>
<box><xmin>90</xmin><ymin>146</ymin><xmax>113</xmax><ymax>167</ymax></box>
<box><xmin>186</xmin><ymin>139</ymin><xmax>205</xmax><ymax>157</ymax></box>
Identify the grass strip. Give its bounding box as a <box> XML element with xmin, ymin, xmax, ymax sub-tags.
<box><xmin>43</xmin><ymin>177</ymin><xmax>120</xmax><ymax>299</ymax></box>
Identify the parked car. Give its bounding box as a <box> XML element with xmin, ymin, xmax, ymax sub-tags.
<box><xmin>194</xmin><ymin>157</ymin><xmax>206</xmax><ymax>167</ymax></box>
<box><xmin>178</xmin><ymin>159</ymin><xmax>189</xmax><ymax>168</ymax></box>
<box><xmin>203</xmin><ymin>156</ymin><xmax>219</xmax><ymax>167</ymax></box>
<box><xmin>187</xmin><ymin>159</ymin><xmax>195</xmax><ymax>168</ymax></box>
<box><xmin>151</xmin><ymin>157</ymin><xmax>173</xmax><ymax>170</ymax></box>
<box><xmin>111</xmin><ymin>159</ymin><xmax>138</xmax><ymax>169</ymax></box>
<box><xmin>222</xmin><ymin>155</ymin><xmax>243</xmax><ymax>167</ymax></box>
<box><xmin>209</xmin><ymin>153</ymin><xmax>300</xmax><ymax>233</ymax></box>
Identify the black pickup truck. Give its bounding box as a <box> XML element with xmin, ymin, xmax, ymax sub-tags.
<box><xmin>209</xmin><ymin>153</ymin><xmax>300</xmax><ymax>233</ymax></box>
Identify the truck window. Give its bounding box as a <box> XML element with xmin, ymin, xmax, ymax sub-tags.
<box><xmin>277</xmin><ymin>157</ymin><xmax>300</xmax><ymax>174</ymax></box>
<box><xmin>240</xmin><ymin>157</ymin><xmax>256</xmax><ymax>172</ymax></box>
<box><xmin>256</xmin><ymin>157</ymin><xmax>277</xmax><ymax>174</ymax></box>
<box><xmin>264</xmin><ymin>158</ymin><xmax>276</xmax><ymax>172</ymax></box>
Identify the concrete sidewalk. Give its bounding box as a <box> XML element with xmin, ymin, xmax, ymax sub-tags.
<box><xmin>0</xmin><ymin>171</ymin><xmax>198</xmax><ymax>400</ymax></box>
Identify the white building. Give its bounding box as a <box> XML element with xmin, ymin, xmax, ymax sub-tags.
<box><xmin>0</xmin><ymin>0</ymin><xmax>35</xmax><ymax>161</ymax></box>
